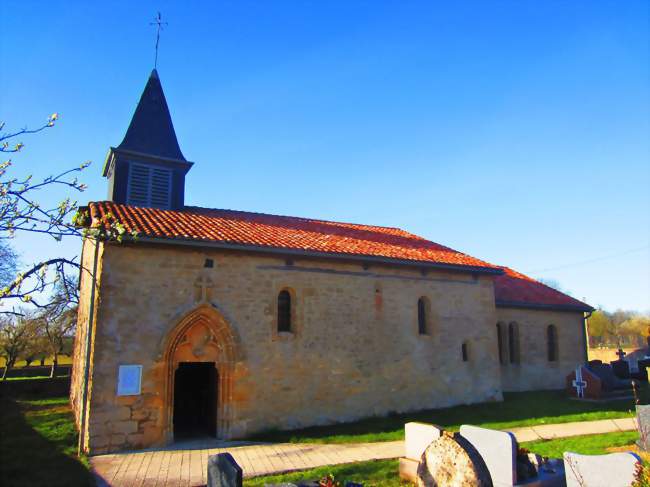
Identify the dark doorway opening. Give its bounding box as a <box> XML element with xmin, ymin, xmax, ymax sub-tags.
<box><xmin>173</xmin><ymin>362</ymin><xmax>217</xmax><ymax>439</ymax></box>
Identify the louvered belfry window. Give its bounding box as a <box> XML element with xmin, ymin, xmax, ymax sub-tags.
<box><xmin>127</xmin><ymin>163</ymin><xmax>172</xmax><ymax>209</ymax></box>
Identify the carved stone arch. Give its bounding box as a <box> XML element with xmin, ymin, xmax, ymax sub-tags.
<box><xmin>162</xmin><ymin>304</ymin><xmax>240</xmax><ymax>442</ymax></box>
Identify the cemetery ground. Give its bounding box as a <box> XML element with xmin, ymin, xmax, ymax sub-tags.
<box><xmin>1</xmin><ymin>383</ymin><xmax>648</xmax><ymax>487</ymax></box>
<box><xmin>246</xmin><ymin>431</ymin><xmax>640</xmax><ymax>486</ymax></box>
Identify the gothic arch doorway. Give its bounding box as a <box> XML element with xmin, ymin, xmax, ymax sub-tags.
<box><xmin>162</xmin><ymin>304</ymin><xmax>238</xmax><ymax>443</ymax></box>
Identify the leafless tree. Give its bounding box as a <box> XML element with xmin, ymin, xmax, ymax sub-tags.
<box><xmin>0</xmin><ymin>240</ymin><xmax>18</xmax><ymax>288</ymax></box>
<box><xmin>0</xmin><ymin>312</ymin><xmax>39</xmax><ymax>379</ymax></box>
<box><xmin>36</xmin><ymin>277</ymin><xmax>78</xmax><ymax>377</ymax></box>
<box><xmin>0</xmin><ymin>116</ymin><xmax>128</xmax><ymax>314</ymax></box>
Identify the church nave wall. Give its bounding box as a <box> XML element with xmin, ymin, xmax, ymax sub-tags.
<box><xmin>82</xmin><ymin>243</ymin><xmax>504</xmax><ymax>453</ymax></box>
<box><xmin>495</xmin><ymin>307</ymin><xmax>586</xmax><ymax>392</ymax></box>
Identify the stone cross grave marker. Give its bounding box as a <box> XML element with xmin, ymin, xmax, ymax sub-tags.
<box><xmin>616</xmin><ymin>348</ymin><xmax>627</xmax><ymax>360</ymax></box>
<box><xmin>572</xmin><ymin>366</ymin><xmax>587</xmax><ymax>398</ymax></box>
<box><xmin>207</xmin><ymin>453</ymin><xmax>242</xmax><ymax>487</ymax></box>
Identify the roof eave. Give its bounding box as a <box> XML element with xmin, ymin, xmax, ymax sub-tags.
<box><xmin>495</xmin><ymin>299</ymin><xmax>594</xmax><ymax>313</ymax></box>
<box><xmin>126</xmin><ymin>235</ymin><xmax>504</xmax><ymax>275</ymax></box>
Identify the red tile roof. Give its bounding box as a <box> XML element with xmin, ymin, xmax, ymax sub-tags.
<box><xmin>84</xmin><ymin>202</ymin><xmax>591</xmax><ymax>312</ymax></box>
<box><xmin>494</xmin><ymin>267</ymin><xmax>592</xmax><ymax>312</ymax></box>
<box><xmin>85</xmin><ymin>201</ymin><xmax>501</xmax><ymax>272</ymax></box>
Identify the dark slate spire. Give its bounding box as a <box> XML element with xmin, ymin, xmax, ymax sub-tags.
<box><xmin>117</xmin><ymin>69</ymin><xmax>186</xmax><ymax>161</ymax></box>
<box><xmin>103</xmin><ymin>70</ymin><xmax>193</xmax><ymax>210</ymax></box>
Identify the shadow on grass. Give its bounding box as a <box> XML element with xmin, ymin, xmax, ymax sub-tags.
<box><xmin>252</xmin><ymin>388</ymin><xmax>647</xmax><ymax>444</ymax></box>
<box><xmin>0</xmin><ymin>392</ymin><xmax>94</xmax><ymax>487</ymax></box>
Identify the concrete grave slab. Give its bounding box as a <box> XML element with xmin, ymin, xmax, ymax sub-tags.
<box><xmin>563</xmin><ymin>451</ymin><xmax>640</xmax><ymax>487</ymax></box>
<box><xmin>399</xmin><ymin>422</ymin><xmax>443</xmax><ymax>482</ymax></box>
<box><xmin>460</xmin><ymin>424</ymin><xmax>517</xmax><ymax>486</ymax></box>
<box><xmin>405</xmin><ymin>422</ymin><xmax>443</xmax><ymax>460</ymax></box>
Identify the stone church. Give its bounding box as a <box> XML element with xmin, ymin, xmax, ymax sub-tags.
<box><xmin>71</xmin><ymin>70</ymin><xmax>593</xmax><ymax>454</ymax></box>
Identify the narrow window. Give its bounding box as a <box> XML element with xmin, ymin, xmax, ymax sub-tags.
<box><xmin>277</xmin><ymin>290</ymin><xmax>292</xmax><ymax>333</ymax></box>
<box><xmin>508</xmin><ymin>322</ymin><xmax>520</xmax><ymax>364</ymax></box>
<box><xmin>417</xmin><ymin>297</ymin><xmax>427</xmax><ymax>335</ymax></box>
<box><xmin>496</xmin><ymin>323</ymin><xmax>507</xmax><ymax>365</ymax></box>
<box><xmin>547</xmin><ymin>325</ymin><xmax>558</xmax><ymax>362</ymax></box>
<box><xmin>462</xmin><ymin>342</ymin><xmax>469</xmax><ymax>362</ymax></box>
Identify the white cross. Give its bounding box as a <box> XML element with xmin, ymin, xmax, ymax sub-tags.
<box><xmin>572</xmin><ymin>366</ymin><xmax>587</xmax><ymax>398</ymax></box>
<box><xmin>194</xmin><ymin>275</ymin><xmax>213</xmax><ymax>303</ymax></box>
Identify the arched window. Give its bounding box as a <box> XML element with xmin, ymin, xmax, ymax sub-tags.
<box><xmin>496</xmin><ymin>322</ymin><xmax>507</xmax><ymax>365</ymax></box>
<box><xmin>547</xmin><ymin>325</ymin><xmax>558</xmax><ymax>362</ymax></box>
<box><xmin>417</xmin><ymin>297</ymin><xmax>428</xmax><ymax>335</ymax></box>
<box><xmin>508</xmin><ymin>322</ymin><xmax>520</xmax><ymax>364</ymax></box>
<box><xmin>461</xmin><ymin>342</ymin><xmax>469</xmax><ymax>362</ymax></box>
<box><xmin>277</xmin><ymin>290</ymin><xmax>292</xmax><ymax>333</ymax></box>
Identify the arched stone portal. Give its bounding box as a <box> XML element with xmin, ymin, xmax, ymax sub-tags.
<box><xmin>162</xmin><ymin>304</ymin><xmax>239</xmax><ymax>443</ymax></box>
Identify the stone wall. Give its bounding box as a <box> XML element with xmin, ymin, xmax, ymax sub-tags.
<box><xmin>70</xmin><ymin>238</ymin><xmax>104</xmax><ymax>433</ymax></box>
<box><xmin>81</xmin><ymin>242</ymin><xmax>504</xmax><ymax>453</ymax></box>
<box><xmin>495</xmin><ymin>307</ymin><xmax>587</xmax><ymax>391</ymax></box>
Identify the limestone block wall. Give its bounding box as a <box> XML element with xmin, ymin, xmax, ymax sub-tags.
<box><xmin>81</xmin><ymin>242</ymin><xmax>504</xmax><ymax>453</ymax></box>
<box><xmin>70</xmin><ymin>238</ymin><xmax>104</xmax><ymax>431</ymax></box>
<box><xmin>495</xmin><ymin>307</ymin><xmax>587</xmax><ymax>391</ymax></box>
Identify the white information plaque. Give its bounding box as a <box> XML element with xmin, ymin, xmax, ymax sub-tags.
<box><xmin>117</xmin><ymin>365</ymin><xmax>142</xmax><ymax>396</ymax></box>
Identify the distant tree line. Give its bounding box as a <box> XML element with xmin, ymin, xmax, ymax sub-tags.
<box><xmin>0</xmin><ymin>116</ymin><xmax>130</xmax><ymax>380</ymax></box>
<box><xmin>0</xmin><ymin>278</ymin><xmax>77</xmax><ymax>379</ymax></box>
<box><xmin>588</xmin><ymin>309</ymin><xmax>650</xmax><ymax>348</ymax></box>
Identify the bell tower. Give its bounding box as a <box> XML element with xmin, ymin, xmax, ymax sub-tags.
<box><xmin>102</xmin><ymin>69</ymin><xmax>193</xmax><ymax>210</ymax></box>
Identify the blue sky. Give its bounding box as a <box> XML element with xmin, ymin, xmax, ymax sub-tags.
<box><xmin>1</xmin><ymin>1</ymin><xmax>648</xmax><ymax>311</ymax></box>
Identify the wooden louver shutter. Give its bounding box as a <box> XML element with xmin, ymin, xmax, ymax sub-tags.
<box><xmin>127</xmin><ymin>163</ymin><xmax>172</xmax><ymax>209</ymax></box>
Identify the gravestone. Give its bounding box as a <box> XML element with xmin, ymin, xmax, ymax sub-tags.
<box><xmin>416</xmin><ymin>431</ymin><xmax>492</xmax><ymax>487</ymax></box>
<box><xmin>399</xmin><ymin>422</ymin><xmax>444</xmax><ymax>481</ymax></box>
<box><xmin>566</xmin><ymin>366</ymin><xmax>604</xmax><ymax>399</ymax></box>
<box><xmin>571</xmin><ymin>366</ymin><xmax>588</xmax><ymax>399</ymax></box>
<box><xmin>563</xmin><ymin>451</ymin><xmax>640</xmax><ymax>487</ymax></box>
<box><xmin>636</xmin><ymin>359</ymin><xmax>650</xmax><ymax>381</ymax></box>
<box><xmin>459</xmin><ymin>424</ymin><xmax>516</xmax><ymax>486</ymax></box>
<box><xmin>636</xmin><ymin>404</ymin><xmax>650</xmax><ymax>451</ymax></box>
<box><xmin>611</xmin><ymin>359</ymin><xmax>631</xmax><ymax>379</ymax></box>
<box><xmin>460</xmin><ymin>424</ymin><xmax>565</xmax><ymax>487</ymax></box>
<box><xmin>207</xmin><ymin>453</ymin><xmax>242</xmax><ymax>487</ymax></box>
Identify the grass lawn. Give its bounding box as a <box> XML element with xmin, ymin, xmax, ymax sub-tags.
<box><xmin>245</xmin><ymin>459</ymin><xmax>403</xmax><ymax>487</ymax></box>
<box><xmin>246</xmin><ymin>431</ymin><xmax>640</xmax><ymax>486</ymax></box>
<box><xmin>523</xmin><ymin>431</ymin><xmax>639</xmax><ymax>458</ymax></box>
<box><xmin>0</xmin><ymin>393</ymin><xmax>94</xmax><ymax>487</ymax></box>
<box><xmin>252</xmin><ymin>388</ymin><xmax>647</xmax><ymax>444</ymax></box>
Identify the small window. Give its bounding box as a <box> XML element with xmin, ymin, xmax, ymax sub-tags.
<box><xmin>496</xmin><ymin>323</ymin><xmax>507</xmax><ymax>365</ymax></box>
<box><xmin>277</xmin><ymin>290</ymin><xmax>292</xmax><ymax>333</ymax></box>
<box><xmin>547</xmin><ymin>325</ymin><xmax>558</xmax><ymax>362</ymax></box>
<box><xmin>417</xmin><ymin>297</ymin><xmax>428</xmax><ymax>335</ymax></box>
<box><xmin>127</xmin><ymin>162</ymin><xmax>172</xmax><ymax>209</ymax></box>
<box><xmin>508</xmin><ymin>322</ymin><xmax>520</xmax><ymax>364</ymax></box>
<box><xmin>461</xmin><ymin>342</ymin><xmax>469</xmax><ymax>362</ymax></box>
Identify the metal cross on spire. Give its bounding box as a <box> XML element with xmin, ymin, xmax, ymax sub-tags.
<box><xmin>149</xmin><ymin>12</ymin><xmax>168</xmax><ymax>69</ymax></box>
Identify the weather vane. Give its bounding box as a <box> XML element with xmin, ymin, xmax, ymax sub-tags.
<box><xmin>149</xmin><ymin>12</ymin><xmax>168</xmax><ymax>69</ymax></box>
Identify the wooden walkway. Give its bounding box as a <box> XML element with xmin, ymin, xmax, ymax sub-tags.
<box><xmin>90</xmin><ymin>417</ymin><xmax>637</xmax><ymax>486</ymax></box>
